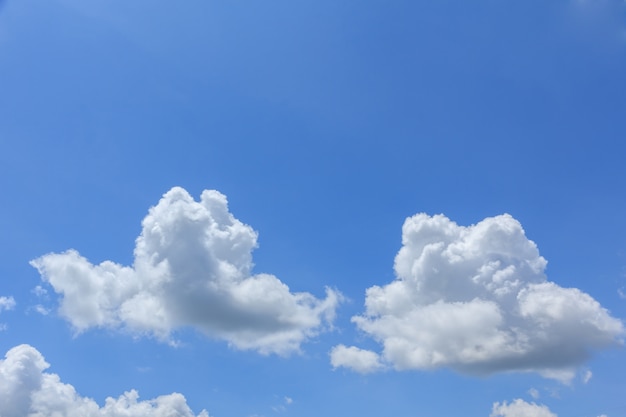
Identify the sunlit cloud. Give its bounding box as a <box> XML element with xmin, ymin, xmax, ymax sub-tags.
<box><xmin>32</xmin><ymin>187</ymin><xmax>341</xmax><ymax>356</ymax></box>
<box><xmin>333</xmin><ymin>214</ymin><xmax>624</xmax><ymax>380</ymax></box>
<box><xmin>0</xmin><ymin>344</ymin><xmax>209</xmax><ymax>417</ymax></box>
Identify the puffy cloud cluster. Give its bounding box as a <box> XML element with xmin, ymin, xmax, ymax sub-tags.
<box><xmin>491</xmin><ymin>399</ymin><xmax>557</xmax><ymax>417</ymax></box>
<box><xmin>0</xmin><ymin>344</ymin><xmax>209</xmax><ymax>417</ymax></box>
<box><xmin>331</xmin><ymin>213</ymin><xmax>624</xmax><ymax>380</ymax></box>
<box><xmin>31</xmin><ymin>187</ymin><xmax>340</xmax><ymax>355</ymax></box>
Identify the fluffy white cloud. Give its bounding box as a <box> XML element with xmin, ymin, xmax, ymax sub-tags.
<box><xmin>335</xmin><ymin>213</ymin><xmax>624</xmax><ymax>380</ymax></box>
<box><xmin>0</xmin><ymin>344</ymin><xmax>208</xmax><ymax>417</ymax></box>
<box><xmin>491</xmin><ymin>399</ymin><xmax>557</xmax><ymax>417</ymax></box>
<box><xmin>31</xmin><ymin>187</ymin><xmax>341</xmax><ymax>355</ymax></box>
<box><xmin>330</xmin><ymin>345</ymin><xmax>385</xmax><ymax>373</ymax></box>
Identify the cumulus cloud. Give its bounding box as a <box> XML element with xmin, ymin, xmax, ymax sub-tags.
<box><xmin>334</xmin><ymin>213</ymin><xmax>624</xmax><ymax>380</ymax></box>
<box><xmin>330</xmin><ymin>345</ymin><xmax>385</xmax><ymax>374</ymax></box>
<box><xmin>491</xmin><ymin>399</ymin><xmax>557</xmax><ymax>417</ymax></box>
<box><xmin>0</xmin><ymin>344</ymin><xmax>208</xmax><ymax>417</ymax></box>
<box><xmin>31</xmin><ymin>187</ymin><xmax>341</xmax><ymax>355</ymax></box>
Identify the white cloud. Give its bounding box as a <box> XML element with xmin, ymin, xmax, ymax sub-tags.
<box><xmin>528</xmin><ymin>388</ymin><xmax>539</xmax><ymax>399</ymax></box>
<box><xmin>491</xmin><ymin>399</ymin><xmax>557</xmax><ymax>417</ymax></box>
<box><xmin>270</xmin><ymin>395</ymin><xmax>293</xmax><ymax>413</ymax></box>
<box><xmin>31</xmin><ymin>187</ymin><xmax>341</xmax><ymax>355</ymax></box>
<box><xmin>0</xmin><ymin>296</ymin><xmax>15</xmax><ymax>311</ymax></box>
<box><xmin>330</xmin><ymin>345</ymin><xmax>385</xmax><ymax>374</ymax></box>
<box><xmin>271</xmin><ymin>406</ymin><xmax>285</xmax><ymax>413</ymax></box>
<box><xmin>0</xmin><ymin>296</ymin><xmax>15</xmax><ymax>331</ymax></box>
<box><xmin>32</xmin><ymin>285</ymin><xmax>48</xmax><ymax>298</ymax></box>
<box><xmin>0</xmin><ymin>344</ymin><xmax>209</xmax><ymax>417</ymax></box>
<box><xmin>583</xmin><ymin>369</ymin><xmax>593</xmax><ymax>384</ymax></box>
<box><xmin>32</xmin><ymin>305</ymin><xmax>50</xmax><ymax>316</ymax></box>
<box><xmin>30</xmin><ymin>287</ymin><xmax>50</xmax><ymax>315</ymax></box>
<box><xmin>335</xmin><ymin>213</ymin><xmax>624</xmax><ymax>380</ymax></box>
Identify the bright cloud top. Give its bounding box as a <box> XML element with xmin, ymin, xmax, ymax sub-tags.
<box><xmin>0</xmin><ymin>344</ymin><xmax>208</xmax><ymax>417</ymax></box>
<box><xmin>332</xmin><ymin>213</ymin><xmax>624</xmax><ymax>380</ymax></box>
<box><xmin>31</xmin><ymin>187</ymin><xmax>340</xmax><ymax>355</ymax></box>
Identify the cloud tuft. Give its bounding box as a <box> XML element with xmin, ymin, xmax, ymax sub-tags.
<box><xmin>491</xmin><ymin>399</ymin><xmax>557</xmax><ymax>417</ymax></box>
<box><xmin>528</xmin><ymin>388</ymin><xmax>539</xmax><ymax>399</ymax></box>
<box><xmin>330</xmin><ymin>345</ymin><xmax>385</xmax><ymax>373</ymax></box>
<box><xmin>0</xmin><ymin>295</ymin><xmax>15</xmax><ymax>330</ymax></box>
<box><xmin>0</xmin><ymin>296</ymin><xmax>15</xmax><ymax>311</ymax></box>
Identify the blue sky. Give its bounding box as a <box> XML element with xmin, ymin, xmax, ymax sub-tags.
<box><xmin>1</xmin><ymin>0</ymin><xmax>626</xmax><ymax>416</ymax></box>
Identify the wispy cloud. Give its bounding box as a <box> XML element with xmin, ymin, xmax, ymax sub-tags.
<box><xmin>32</xmin><ymin>285</ymin><xmax>48</xmax><ymax>298</ymax></box>
<box><xmin>0</xmin><ymin>296</ymin><xmax>15</xmax><ymax>312</ymax></box>
<box><xmin>32</xmin><ymin>305</ymin><xmax>50</xmax><ymax>316</ymax></box>
<box><xmin>0</xmin><ymin>296</ymin><xmax>15</xmax><ymax>331</ymax></box>
<box><xmin>271</xmin><ymin>396</ymin><xmax>293</xmax><ymax>413</ymax></box>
